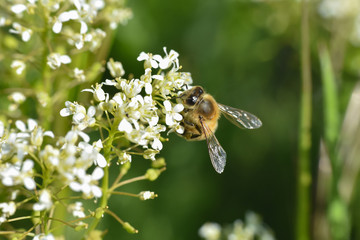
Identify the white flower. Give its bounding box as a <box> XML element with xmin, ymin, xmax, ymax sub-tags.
<box><xmin>11</xmin><ymin>4</ymin><xmax>27</xmax><ymax>15</ymax></box>
<box><xmin>107</xmin><ymin>58</ymin><xmax>125</xmax><ymax>77</ymax></box>
<box><xmin>163</xmin><ymin>100</ymin><xmax>184</xmax><ymax>126</ymax></box>
<box><xmin>9</xmin><ymin>22</ymin><xmax>32</xmax><ymax>42</ymax></box>
<box><xmin>0</xmin><ymin>202</ymin><xmax>16</xmax><ymax>224</ymax></box>
<box><xmin>8</xmin><ymin>92</ymin><xmax>26</xmax><ymax>104</ymax></box>
<box><xmin>11</xmin><ymin>60</ymin><xmax>26</xmax><ymax>75</ymax></box>
<box><xmin>33</xmin><ymin>190</ymin><xmax>52</xmax><ymax>211</ymax></box>
<box><xmin>33</xmin><ymin>233</ymin><xmax>55</xmax><ymax>240</ymax></box>
<box><xmin>60</xmin><ymin>102</ymin><xmax>96</xmax><ymax>130</ymax></box>
<box><xmin>139</xmin><ymin>191</ymin><xmax>156</xmax><ymax>200</ymax></box>
<box><xmin>198</xmin><ymin>222</ymin><xmax>221</xmax><ymax>240</ymax></box>
<box><xmin>74</xmin><ymin>68</ymin><xmax>86</xmax><ymax>82</ymax></box>
<box><xmin>118</xmin><ymin>152</ymin><xmax>132</xmax><ymax>164</ymax></box>
<box><xmin>158</xmin><ymin>47</ymin><xmax>179</xmax><ymax>70</ymax></box>
<box><xmin>137</xmin><ymin>52</ymin><xmax>163</xmax><ymax>69</ymax></box>
<box><xmin>78</xmin><ymin>141</ymin><xmax>107</xmax><ymax>167</ymax></box>
<box><xmin>65</xmin><ymin>128</ymin><xmax>90</xmax><ymax>143</ymax></box>
<box><xmin>68</xmin><ymin>202</ymin><xmax>86</xmax><ymax>218</ymax></box>
<box><xmin>47</xmin><ymin>53</ymin><xmax>71</xmax><ymax>69</ymax></box>
<box><xmin>120</xmin><ymin>79</ymin><xmax>144</xmax><ymax>98</ymax></box>
<box><xmin>82</xmin><ymin>83</ymin><xmax>106</xmax><ymax>102</ymax></box>
<box><xmin>0</xmin><ymin>160</ymin><xmax>36</xmax><ymax>190</ymax></box>
<box><xmin>52</xmin><ymin>10</ymin><xmax>79</xmax><ymax>34</ymax></box>
<box><xmin>69</xmin><ymin>167</ymin><xmax>103</xmax><ymax>198</ymax></box>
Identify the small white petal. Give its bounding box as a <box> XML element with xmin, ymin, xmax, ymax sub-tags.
<box><xmin>91</xmin><ymin>186</ymin><xmax>102</xmax><ymax>198</ymax></box>
<box><xmin>165</xmin><ymin>114</ymin><xmax>174</xmax><ymax>126</ymax></box>
<box><xmin>118</xmin><ymin>119</ymin><xmax>133</xmax><ymax>133</ymax></box>
<box><xmin>152</xmin><ymin>75</ymin><xmax>164</xmax><ymax>80</ymax></box>
<box><xmin>2</xmin><ymin>177</ymin><xmax>14</xmax><ymax>186</ymax></box>
<box><xmin>78</xmin><ymin>131</ymin><xmax>90</xmax><ymax>142</ymax></box>
<box><xmin>21</xmin><ymin>31</ymin><xmax>31</xmax><ymax>42</ymax></box>
<box><xmin>11</xmin><ymin>4</ymin><xmax>27</xmax><ymax>14</ymax></box>
<box><xmin>80</xmin><ymin>21</ymin><xmax>88</xmax><ymax>34</ymax></box>
<box><xmin>151</xmin><ymin>138</ymin><xmax>163</xmax><ymax>150</ymax></box>
<box><xmin>22</xmin><ymin>159</ymin><xmax>34</xmax><ymax>171</ymax></box>
<box><xmin>60</xmin><ymin>108</ymin><xmax>72</xmax><ymax>117</ymax></box>
<box><xmin>92</xmin><ymin>167</ymin><xmax>104</xmax><ymax>180</ymax></box>
<box><xmin>44</xmin><ymin>131</ymin><xmax>55</xmax><ymax>138</ymax></box>
<box><xmin>73</xmin><ymin>112</ymin><xmax>85</xmax><ymax>123</ymax></box>
<box><xmin>163</xmin><ymin>100</ymin><xmax>172</xmax><ymax>111</ymax></box>
<box><xmin>52</xmin><ymin>21</ymin><xmax>62</xmax><ymax>34</ymax></box>
<box><xmin>173</xmin><ymin>113</ymin><xmax>183</xmax><ymax>121</ymax></box>
<box><xmin>95</xmin><ymin>154</ymin><xmax>107</xmax><ymax>168</ymax></box>
<box><xmin>15</xmin><ymin>120</ymin><xmax>26</xmax><ymax>132</ymax></box>
<box><xmin>173</xmin><ymin>104</ymin><xmax>184</xmax><ymax>112</ymax></box>
<box><xmin>27</xmin><ymin>119</ymin><xmax>37</xmax><ymax>131</ymax></box>
<box><xmin>33</xmin><ymin>203</ymin><xmax>45</xmax><ymax>211</ymax></box>
<box><xmin>60</xmin><ymin>55</ymin><xmax>71</xmax><ymax>64</ymax></box>
<box><xmin>69</xmin><ymin>182</ymin><xmax>82</xmax><ymax>191</ymax></box>
<box><xmin>137</xmin><ymin>52</ymin><xmax>148</xmax><ymax>61</ymax></box>
<box><xmin>24</xmin><ymin>177</ymin><xmax>36</xmax><ymax>190</ymax></box>
<box><xmin>87</xmin><ymin>106</ymin><xmax>96</xmax><ymax>117</ymax></box>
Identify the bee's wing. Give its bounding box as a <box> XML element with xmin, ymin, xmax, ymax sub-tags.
<box><xmin>199</xmin><ymin>118</ymin><xmax>226</xmax><ymax>174</ymax></box>
<box><xmin>218</xmin><ymin>103</ymin><xmax>262</xmax><ymax>129</ymax></box>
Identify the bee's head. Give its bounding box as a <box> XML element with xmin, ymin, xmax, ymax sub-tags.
<box><xmin>179</xmin><ymin>86</ymin><xmax>204</xmax><ymax>107</ymax></box>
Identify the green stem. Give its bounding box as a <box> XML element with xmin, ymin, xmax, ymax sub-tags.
<box><xmin>85</xmin><ymin>117</ymin><xmax>120</xmax><ymax>236</ymax></box>
<box><xmin>296</xmin><ymin>1</ymin><xmax>312</xmax><ymax>240</ymax></box>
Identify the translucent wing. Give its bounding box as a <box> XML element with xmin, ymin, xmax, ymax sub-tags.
<box><xmin>199</xmin><ymin>118</ymin><xmax>227</xmax><ymax>174</ymax></box>
<box><xmin>218</xmin><ymin>103</ymin><xmax>262</xmax><ymax>129</ymax></box>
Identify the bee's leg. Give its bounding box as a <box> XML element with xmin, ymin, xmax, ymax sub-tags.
<box><xmin>182</xmin><ymin>120</ymin><xmax>202</xmax><ymax>140</ymax></box>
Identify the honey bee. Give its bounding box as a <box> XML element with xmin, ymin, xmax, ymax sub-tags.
<box><xmin>178</xmin><ymin>86</ymin><xmax>262</xmax><ymax>174</ymax></box>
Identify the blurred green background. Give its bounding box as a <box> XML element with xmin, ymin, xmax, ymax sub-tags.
<box><xmin>101</xmin><ymin>1</ymin><xmax>309</xmax><ymax>239</ymax></box>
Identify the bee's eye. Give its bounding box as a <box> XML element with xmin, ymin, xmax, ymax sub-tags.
<box><xmin>186</xmin><ymin>96</ymin><xmax>198</xmax><ymax>106</ymax></box>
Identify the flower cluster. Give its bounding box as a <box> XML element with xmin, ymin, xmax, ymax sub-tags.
<box><xmin>0</xmin><ymin>118</ymin><xmax>106</xmax><ymax>224</ymax></box>
<box><xmin>2</xmin><ymin>0</ymin><xmax>132</xmax><ymax>93</ymax></box>
<box><xmin>62</xmin><ymin>47</ymin><xmax>192</xmax><ymax>161</ymax></box>
<box><xmin>199</xmin><ymin>212</ymin><xmax>275</xmax><ymax>240</ymax></box>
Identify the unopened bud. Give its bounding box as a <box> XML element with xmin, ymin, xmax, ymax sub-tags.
<box><xmin>151</xmin><ymin>158</ymin><xmax>166</xmax><ymax>168</ymax></box>
<box><xmin>145</xmin><ymin>168</ymin><xmax>161</xmax><ymax>181</ymax></box>
<box><xmin>123</xmin><ymin>222</ymin><xmax>138</xmax><ymax>234</ymax></box>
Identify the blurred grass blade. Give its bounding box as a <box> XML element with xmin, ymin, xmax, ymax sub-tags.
<box><xmin>319</xmin><ymin>44</ymin><xmax>350</xmax><ymax>240</ymax></box>
<box><xmin>296</xmin><ymin>0</ymin><xmax>312</xmax><ymax>239</ymax></box>
<box><xmin>319</xmin><ymin>44</ymin><xmax>340</xmax><ymax>155</ymax></box>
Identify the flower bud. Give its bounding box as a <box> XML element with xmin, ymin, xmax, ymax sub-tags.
<box><xmin>123</xmin><ymin>222</ymin><xmax>138</xmax><ymax>234</ymax></box>
<box><xmin>145</xmin><ymin>169</ymin><xmax>161</xmax><ymax>181</ymax></box>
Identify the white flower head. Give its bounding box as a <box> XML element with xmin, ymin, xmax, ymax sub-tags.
<box><xmin>8</xmin><ymin>92</ymin><xmax>26</xmax><ymax>104</ymax></box>
<box><xmin>163</xmin><ymin>100</ymin><xmax>184</xmax><ymax>127</ymax></box>
<box><xmin>47</xmin><ymin>53</ymin><xmax>71</xmax><ymax>69</ymax></box>
<box><xmin>118</xmin><ymin>152</ymin><xmax>132</xmax><ymax>164</ymax></box>
<box><xmin>33</xmin><ymin>233</ymin><xmax>55</xmax><ymax>240</ymax></box>
<box><xmin>68</xmin><ymin>202</ymin><xmax>86</xmax><ymax>218</ymax></box>
<box><xmin>69</xmin><ymin>167</ymin><xmax>103</xmax><ymax>198</ymax></box>
<box><xmin>33</xmin><ymin>190</ymin><xmax>52</xmax><ymax>211</ymax></box>
<box><xmin>159</xmin><ymin>47</ymin><xmax>180</xmax><ymax>70</ymax></box>
<box><xmin>198</xmin><ymin>222</ymin><xmax>221</xmax><ymax>240</ymax></box>
<box><xmin>11</xmin><ymin>60</ymin><xmax>26</xmax><ymax>75</ymax></box>
<box><xmin>74</xmin><ymin>68</ymin><xmax>86</xmax><ymax>82</ymax></box>
<box><xmin>137</xmin><ymin>52</ymin><xmax>163</xmax><ymax>69</ymax></box>
<box><xmin>82</xmin><ymin>83</ymin><xmax>106</xmax><ymax>102</ymax></box>
<box><xmin>139</xmin><ymin>191</ymin><xmax>157</xmax><ymax>200</ymax></box>
<box><xmin>107</xmin><ymin>58</ymin><xmax>125</xmax><ymax>78</ymax></box>
<box><xmin>9</xmin><ymin>22</ymin><xmax>32</xmax><ymax>42</ymax></box>
<box><xmin>0</xmin><ymin>202</ymin><xmax>16</xmax><ymax>224</ymax></box>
